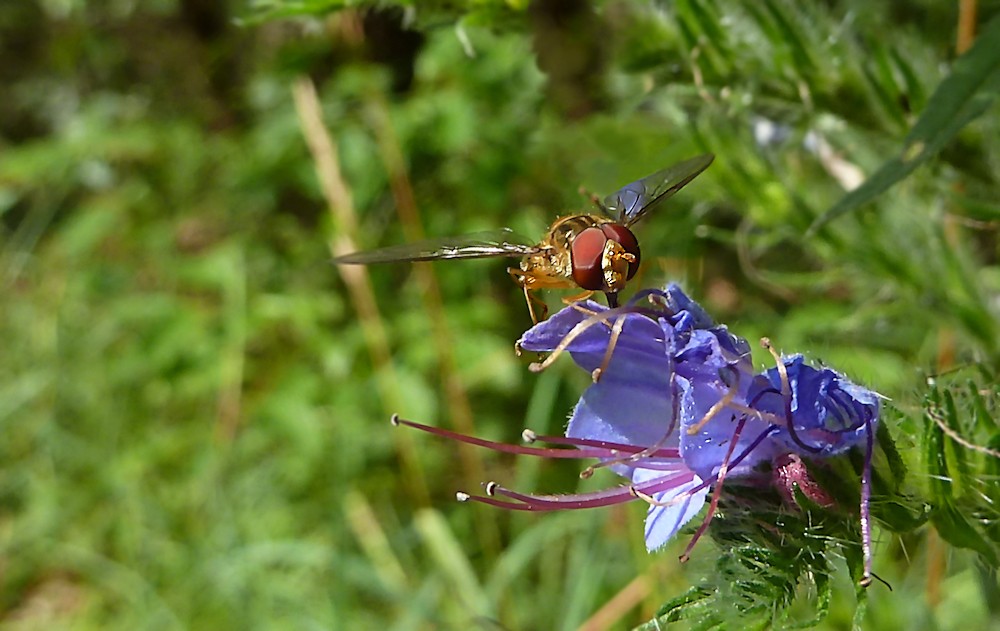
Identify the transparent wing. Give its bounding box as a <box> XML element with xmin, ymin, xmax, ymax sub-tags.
<box><xmin>601</xmin><ymin>153</ymin><xmax>715</xmax><ymax>227</ymax></box>
<box><xmin>332</xmin><ymin>228</ymin><xmax>539</xmax><ymax>264</ymax></box>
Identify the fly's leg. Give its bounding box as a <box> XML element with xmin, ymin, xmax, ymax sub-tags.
<box><xmin>508</xmin><ymin>267</ymin><xmax>573</xmax><ymax>323</ymax></box>
<box><xmin>578</xmin><ymin>185</ymin><xmax>608</xmax><ymax>215</ymax></box>
<box><xmin>590</xmin><ymin>313</ymin><xmax>625</xmax><ymax>383</ymax></box>
<box><xmin>560</xmin><ymin>289</ymin><xmax>595</xmax><ymax>305</ymax></box>
<box><xmin>524</xmin><ymin>286</ymin><xmax>547</xmax><ymax>324</ymax></box>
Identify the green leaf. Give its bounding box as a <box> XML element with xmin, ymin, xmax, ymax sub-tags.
<box><xmin>809</xmin><ymin>13</ymin><xmax>1000</xmax><ymax>232</ymax></box>
<box><xmin>940</xmin><ymin>389</ymin><xmax>974</xmax><ymax>496</ymax></box>
<box><xmin>640</xmin><ymin>586</ymin><xmax>716</xmax><ymax>629</ymax></box>
<box><xmin>876</xmin><ymin>419</ymin><xmax>908</xmax><ymax>490</ymax></box>
<box><xmin>923</xmin><ymin>393</ymin><xmax>1000</xmax><ymax>565</ymax></box>
<box><xmin>968</xmin><ymin>380</ymin><xmax>996</xmax><ymax>436</ymax></box>
<box><xmin>931</xmin><ymin>502</ymin><xmax>998</xmax><ymax>566</ymax></box>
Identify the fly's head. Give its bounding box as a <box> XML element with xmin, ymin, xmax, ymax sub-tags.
<box><xmin>601</xmin><ymin>239</ymin><xmax>636</xmax><ymax>292</ymax></box>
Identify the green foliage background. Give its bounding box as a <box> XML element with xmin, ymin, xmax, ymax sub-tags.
<box><xmin>2</xmin><ymin>0</ymin><xmax>1000</xmax><ymax>628</ymax></box>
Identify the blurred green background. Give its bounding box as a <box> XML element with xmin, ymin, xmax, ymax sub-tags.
<box><xmin>2</xmin><ymin>0</ymin><xmax>1000</xmax><ymax>628</ymax></box>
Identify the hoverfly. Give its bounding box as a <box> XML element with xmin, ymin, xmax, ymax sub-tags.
<box><xmin>333</xmin><ymin>153</ymin><xmax>714</xmax><ymax>321</ymax></box>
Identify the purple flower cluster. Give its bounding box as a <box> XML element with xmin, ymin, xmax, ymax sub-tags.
<box><xmin>394</xmin><ymin>284</ymin><xmax>880</xmax><ymax>584</ymax></box>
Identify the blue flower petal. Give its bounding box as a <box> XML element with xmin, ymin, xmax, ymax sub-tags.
<box><xmin>518</xmin><ymin>299</ymin><xmax>607</xmax><ymax>354</ymax></box>
<box><xmin>660</xmin><ymin>283</ymin><xmax>714</xmax><ymax>330</ymax></box>
<box><xmin>675</xmin><ymin>328</ymin><xmax>752</xmax><ymax>381</ymax></box>
<box><xmin>568</xmin><ymin>366</ymin><xmax>676</xmax><ymax>450</ymax></box>
<box><xmin>636</xmin><ymin>469</ymin><xmax>709</xmax><ymax>551</ymax></box>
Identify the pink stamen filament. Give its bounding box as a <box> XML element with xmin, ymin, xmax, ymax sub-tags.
<box><xmin>631</xmin><ymin>424</ymin><xmax>779</xmax><ymax>510</ymax></box>
<box><xmin>860</xmin><ymin>415</ymin><xmax>875</xmax><ymax>587</ymax></box>
<box><xmin>463</xmin><ymin>471</ymin><xmax>695</xmax><ymax>512</ymax></box>
<box><xmin>523</xmin><ymin>429</ymin><xmax>679</xmax><ymax>458</ymax></box>
<box><xmin>392</xmin><ymin>415</ymin><xmax>682</xmax><ymax>460</ymax></box>
<box><xmin>398</xmin><ymin>407</ymin><xmax>790</xmax><ymax>561</ymax></box>
<box><xmin>679</xmin><ymin>415</ymin><xmax>748</xmax><ymax>563</ymax></box>
<box><xmin>521</xmin><ymin>429</ymin><xmax>681</xmax><ymax>458</ymax></box>
<box><xmin>474</xmin><ymin>421</ymin><xmax>775</xmax><ymax>515</ymax></box>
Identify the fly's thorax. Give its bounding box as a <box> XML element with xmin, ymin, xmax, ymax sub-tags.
<box><xmin>520</xmin><ymin>215</ymin><xmax>604</xmax><ymax>282</ymax></box>
<box><xmin>548</xmin><ymin>214</ymin><xmax>611</xmax><ymax>237</ymax></box>
<box><xmin>519</xmin><ymin>246</ymin><xmax>572</xmax><ymax>281</ymax></box>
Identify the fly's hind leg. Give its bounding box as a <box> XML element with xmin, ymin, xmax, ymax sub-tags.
<box><xmin>524</xmin><ymin>285</ymin><xmax>547</xmax><ymax>324</ymax></box>
<box><xmin>508</xmin><ymin>267</ymin><xmax>574</xmax><ymax>323</ymax></box>
<box><xmin>508</xmin><ymin>267</ymin><xmax>548</xmax><ymax>323</ymax></box>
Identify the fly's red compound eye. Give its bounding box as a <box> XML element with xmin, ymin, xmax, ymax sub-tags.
<box><xmin>600</xmin><ymin>223</ymin><xmax>641</xmax><ymax>279</ymax></box>
<box><xmin>570</xmin><ymin>227</ymin><xmax>608</xmax><ymax>290</ymax></box>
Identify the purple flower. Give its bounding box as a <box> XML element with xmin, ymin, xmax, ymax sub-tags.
<box><xmin>749</xmin><ymin>353</ymin><xmax>881</xmax><ymax>583</ymax></box>
<box><xmin>749</xmin><ymin>355</ymin><xmax>880</xmax><ymax>457</ymax></box>
<box><xmin>515</xmin><ymin>285</ymin><xmax>778</xmax><ymax>550</ymax></box>
<box><xmin>394</xmin><ymin>284</ymin><xmax>881</xmax><ymax>582</ymax></box>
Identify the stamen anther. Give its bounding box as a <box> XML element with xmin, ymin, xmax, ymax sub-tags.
<box><xmin>522</xmin><ymin>429</ymin><xmax>538</xmax><ymax>443</ymax></box>
<box><xmin>456</xmin><ymin>492</ymin><xmax>470</xmax><ymax>502</ymax></box>
<box><xmin>390</xmin><ymin>413</ymin><xmax>401</xmax><ymax>426</ymax></box>
<box><xmin>485</xmin><ymin>481</ymin><xmax>499</xmax><ymax>496</ymax></box>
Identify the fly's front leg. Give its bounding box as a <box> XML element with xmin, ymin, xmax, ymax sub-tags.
<box><xmin>560</xmin><ymin>289</ymin><xmax>594</xmax><ymax>305</ymax></box>
<box><xmin>578</xmin><ymin>185</ymin><xmax>607</xmax><ymax>214</ymax></box>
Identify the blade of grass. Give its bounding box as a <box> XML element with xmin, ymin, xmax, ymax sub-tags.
<box><xmin>810</xmin><ymin>13</ymin><xmax>1000</xmax><ymax>232</ymax></box>
<box><xmin>292</xmin><ymin>76</ymin><xmax>430</xmax><ymax>507</ymax></box>
<box><xmin>366</xmin><ymin>93</ymin><xmax>500</xmax><ymax>559</ymax></box>
<box><xmin>213</xmin><ymin>249</ymin><xmax>247</xmax><ymax>442</ymax></box>
<box><xmin>924</xmin><ymin>390</ymin><xmax>999</xmax><ymax>564</ymax></box>
<box><xmin>344</xmin><ymin>490</ymin><xmax>410</xmax><ymax>593</ymax></box>
<box><xmin>576</xmin><ymin>573</ymin><xmax>652</xmax><ymax>631</ymax></box>
<box><xmin>414</xmin><ymin>509</ymin><xmax>493</xmax><ymax>617</ymax></box>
